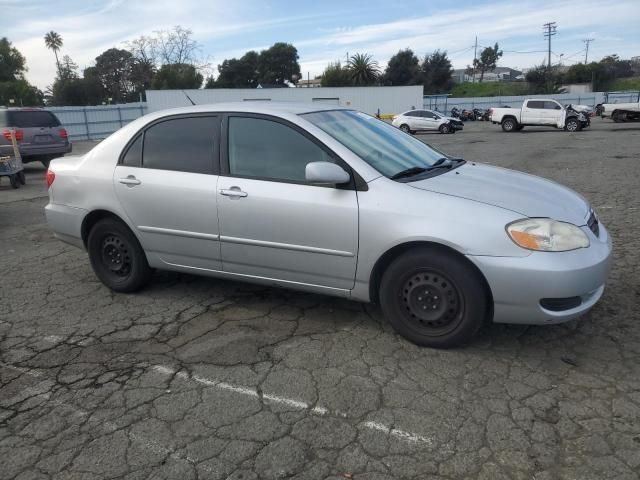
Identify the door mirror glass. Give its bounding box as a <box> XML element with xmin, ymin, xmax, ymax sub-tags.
<box><xmin>305</xmin><ymin>161</ymin><xmax>350</xmax><ymax>185</ymax></box>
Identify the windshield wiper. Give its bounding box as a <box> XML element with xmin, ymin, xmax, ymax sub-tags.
<box><xmin>390</xmin><ymin>166</ymin><xmax>428</xmax><ymax>180</ymax></box>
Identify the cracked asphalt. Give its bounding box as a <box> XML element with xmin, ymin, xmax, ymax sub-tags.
<box><xmin>1</xmin><ymin>119</ymin><xmax>639</xmax><ymax>480</ymax></box>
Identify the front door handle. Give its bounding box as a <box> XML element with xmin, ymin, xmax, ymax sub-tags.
<box><xmin>119</xmin><ymin>175</ymin><xmax>141</xmax><ymax>186</ymax></box>
<box><xmin>220</xmin><ymin>187</ymin><xmax>248</xmax><ymax>198</ymax></box>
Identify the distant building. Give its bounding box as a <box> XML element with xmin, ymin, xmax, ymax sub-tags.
<box><xmin>452</xmin><ymin>67</ymin><xmax>524</xmax><ymax>83</ymax></box>
<box><xmin>296</xmin><ymin>78</ymin><xmax>322</xmax><ymax>88</ymax></box>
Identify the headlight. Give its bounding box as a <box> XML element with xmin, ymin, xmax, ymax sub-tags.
<box><xmin>506</xmin><ymin>218</ymin><xmax>590</xmax><ymax>251</ymax></box>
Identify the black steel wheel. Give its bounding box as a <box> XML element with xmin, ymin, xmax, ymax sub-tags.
<box><xmin>379</xmin><ymin>247</ymin><xmax>489</xmax><ymax>348</ymax></box>
<box><xmin>88</xmin><ymin>217</ymin><xmax>152</xmax><ymax>292</ymax></box>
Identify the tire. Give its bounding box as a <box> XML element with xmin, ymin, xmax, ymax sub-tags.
<box><xmin>379</xmin><ymin>247</ymin><xmax>489</xmax><ymax>348</ymax></box>
<box><xmin>9</xmin><ymin>174</ymin><xmax>19</xmax><ymax>189</ymax></box>
<box><xmin>17</xmin><ymin>170</ymin><xmax>26</xmax><ymax>185</ymax></box>
<box><xmin>87</xmin><ymin>218</ymin><xmax>152</xmax><ymax>292</ymax></box>
<box><xmin>439</xmin><ymin>123</ymin><xmax>451</xmax><ymax>134</ymax></box>
<box><xmin>612</xmin><ymin>111</ymin><xmax>620</xmax><ymax>123</ymax></box>
<box><xmin>501</xmin><ymin>118</ymin><xmax>517</xmax><ymax>132</ymax></box>
<box><xmin>565</xmin><ymin>118</ymin><xmax>579</xmax><ymax>132</ymax></box>
<box><xmin>399</xmin><ymin>124</ymin><xmax>412</xmax><ymax>134</ymax></box>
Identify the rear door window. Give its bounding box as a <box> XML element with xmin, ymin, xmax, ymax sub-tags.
<box><xmin>526</xmin><ymin>101</ymin><xmax>545</xmax><ymax>109</ymax></box>
<box><xmin>121</xmin><ymin>135</ymin><xmax>142</xmax><ymax>167</ymax></box>
<box><xmin>142</xmin><ymin>116</ymin><xmax>219</xmax><ymax>174</ymax></box>
<box><xmin>9</xmin><ymin>111</ymin><xmax>61</xmax><ymax>127</ymax></box>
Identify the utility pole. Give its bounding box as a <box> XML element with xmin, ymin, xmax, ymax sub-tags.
<box><xmin>543</xmin><ymin>22</ymin><xmax>557</xmax><ymax>69</ymax></box>
<box><xmin>583</xmin><ymin>38</ymin><xmax>594</xmax><ymax>63</ymax></box>
<box><xmin>472</xmin><ymin>36</ymin><xmax>478</xmax><ymax>83</ymax></box>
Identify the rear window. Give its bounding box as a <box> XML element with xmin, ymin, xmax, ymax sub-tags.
<box><xmin>8</xmin><ymin>111</ymin><xmax>61</xmax><ymax>128</ymax></box>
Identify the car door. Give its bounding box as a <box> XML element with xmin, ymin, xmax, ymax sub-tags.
<box><xmin>420</xmin><ymin>111</ymin><xmax>440</xmax><ymax>130</ymax></box>
<box><xmin>402</xmin><ymin>111</ymin><xmax>421</xmax><ymax>130</ymax></box>
<box><xmin>217</xmin><ymin>114</ymin><xmax>359</xmax><ymax>291</ymax></box>
<box><xmin>521</xmin><ymin>100</ymin><xmax>543</xmax><ymax>123</ymax></box>
<box><xmin>543</xmin><ymin>100</ymin><xmax>564</xmax><ymax>126</ymax></box>
<box><xmin>113</xmin><ymin>114</ymin><xmax>223</xmax><ymax>271</ymax></box>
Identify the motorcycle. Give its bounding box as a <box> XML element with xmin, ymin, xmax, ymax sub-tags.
<box><xmin>473</xmin><ymin>108</ymin><xmax>486</xmax><ymax>121</ymax></box>
<box><xmin>460</xmin><ymin>109</ymin><xmax>475</xmax><ymax>121</ymax></box>
<box><xmin>450</xmin><ymin>107</ymin><xmax>462</xmax><ymax>119</ymax></box>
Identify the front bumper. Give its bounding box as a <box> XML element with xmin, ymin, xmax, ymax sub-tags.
<box><xmin>450</xmin><ymin>122</ymin><xmax>464</xmax><ymax>130</ymax></box>
<box><xmin>467</xmin><ymin>223</ymin><xmax>612</xmax><ymax>325</ymax></box>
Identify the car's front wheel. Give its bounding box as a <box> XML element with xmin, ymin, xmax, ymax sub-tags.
<box><xmin>439</xmin><ymin>124</ymin><xmax>451</xmax><ymax>134</ymax></box>
<box><xmin>87</xmin><ymin>218</ymin><xmax>152</xmax><ymax>292</ymax></box>
<box><xmin>379</xmin><ymin>247</ymin><xmax>488</xmax><ymax>348</ymax></box>
<box><xmin>565</xmin><ymin>118</ymin><xmax>580</xmax><ymax>132</ymax></box>
<box><xmin>399</xmin><ymin>124</ymin><xmax>412</xmax><ymax>134</ymax></box>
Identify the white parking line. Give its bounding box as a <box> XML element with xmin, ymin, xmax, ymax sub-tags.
<box><xmin>151</xmin><ymin>364</ymin><xmax>434</xmax><ymax>446</ymax></box>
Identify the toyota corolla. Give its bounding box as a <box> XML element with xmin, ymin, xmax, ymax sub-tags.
<box><xmin>45</xmin><ymin>103</ymin><xmax>612</xmax><ymax>348</ymax></box>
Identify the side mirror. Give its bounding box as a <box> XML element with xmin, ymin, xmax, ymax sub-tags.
<box><xmin>305</xmin><ymin>161</ymin><xmax>350</xmax><ymax>185</ymax></box>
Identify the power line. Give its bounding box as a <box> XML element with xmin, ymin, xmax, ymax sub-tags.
<box><xmin>582</xmin><ymin>38</ymin><xmax>594</xmax><ymax>63</ymax></box>
<box><xmin>543</xmin><ymin>22</ymin><xmax>557</xmax><ymax>69</ymax></box>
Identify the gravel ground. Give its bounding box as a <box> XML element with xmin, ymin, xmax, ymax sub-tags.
<box><xmin>1</xmin><ymin>120</ymin><xmax>639</xmax><ymax>480</ymax></box>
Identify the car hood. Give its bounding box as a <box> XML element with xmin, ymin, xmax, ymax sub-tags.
<box><xmin>442</xmin><ymin>116</ymin><xmax>460</xmax><ymax>122</ymax></box>
<box><xmin>408</xmin><ymin>163</ymin><xmax>591</xmax><ymax>225</ymax></box>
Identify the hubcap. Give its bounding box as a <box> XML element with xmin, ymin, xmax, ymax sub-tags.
<box><xmin>401</xmin><ymin>272</ymin><xmax>462</xmax><ymax>333</ymax></box>
<box><xmin>101</xmin><ymin>235</ymin><xmax>131</xmax><ymax>277</ymax></box>
<box><xmin>567</xmin><ymin>121</ymin><xmax>577</xmax><ymax>131</ymax></box>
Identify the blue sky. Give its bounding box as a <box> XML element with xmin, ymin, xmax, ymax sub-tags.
<box><xmin>2</xmin><ymin>0</ymin><xmax>639</xmax><ymax>89</ymax></box>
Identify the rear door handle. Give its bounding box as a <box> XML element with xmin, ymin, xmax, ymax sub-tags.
<box><xmin>220</xmin><ymin>187</ymin><xmax>248</xmax><ymax>198</ymax></box>
<box><xmin>119</xmin><ymin>175</ymin><xmax>141</xmax><ymax>186</ymax></box>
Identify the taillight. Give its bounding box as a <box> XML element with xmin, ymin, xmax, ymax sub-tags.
<box><xmin>2</xmin><ymin>129</ymin><xmax>23</xmax><ymax>141</ymax></box>
<box><xmin>46</xmin><ymin>169</ymin><xmax>55</xmax><ymax>188</ymax></box>
<box><xmin>59</xmin><ymin>128</ymin><xmax>68</xmax><ymax>139</ymax></box>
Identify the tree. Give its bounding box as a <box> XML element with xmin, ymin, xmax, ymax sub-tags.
<box><xmin>94</xmin><ymin>48</ymin><xmax>135</xmax><ymax>103</ymax></box>
<box><xmin>347</xmin><ymin>53</ymin><xmax>380</xmax><ymax>86</ymax></box>
<box><xmin>421</xmin><ymin>50</ymin><xmax>453</xmax><ymax>93</ymax></box>
<box><xmin>212</xmin><ymin>51</ymin><xmax>260</xmax><ymax>88</ymax></box>
<box><xmin>44</xmin><ymin>31</ymin><xmax>63</xmax><ymax>75</ymax></box>
<box><xmin>258</xmin><ymin>43</ymin><xmax>300</xmax><ymax>85</ymax></box>
<box><xmin>0</xmin><ymin>79</ymin><xmax>44</xmax><ymax>106</ymax></box>
<box><xmin>152</xmin><ymin>63</ymin><xmax>203</xmax><ymax>89</ymax></box>
<box><xmin>383</xmin><ymin>49</ymin><xmax>420</xmax><ymax>86</ymax></box>
<box><xmin>320</xmin><ymin>61</ymin><xmax>352</xmax><ymax>87</ymax></box>
<box><xmin>82</xmin><ymin>66</ymin><xmax>106</xmax><ymax>104</ymax></box>
<box><xmin>525</xmin><ymin>64</ymin><xmax>564</xmax><ymax>94</ymax></box>
<box><xmin>0</xmin><ymin>37</ymin><xmax>26</xmax><ymax>82</ymax></box>
<box><xmin>474</xmin><ymin>43</ymin><xmax>503</xmax><ymax>82</ymax></box>
<box><xmin>154</xmin><ymin>26</ymin><xmax>201</xmax><ymax>65</ymax></box>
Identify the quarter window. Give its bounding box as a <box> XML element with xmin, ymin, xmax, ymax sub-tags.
<box><xmin>122</xmin><ymin>135</ymin><xmax>142</xmax><ymax>167</ymax></box>
<box><xmin>227</xmin><ymin>116</ymin><xmax>333</xmax><ymax>182</ymax></box>
<box><xmin>142</xmin><ymin>116</ymin><xmax>218</xmax><ymax>174</ymax></box>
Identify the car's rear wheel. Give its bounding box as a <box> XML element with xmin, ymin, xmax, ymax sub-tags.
<box><xmin>439</xmin><ymin>124</ymin><xmax>451</xmax><ymax>134</ymax></box>
<box><xmin>379</xmin><ymin>247</ymin><xmax>488</xmax><ymax>348</ymax></box>
<box><xmin>501</xmin><ymin>118</ymin><xmax>516</xmax><ymax>132</ymax></box>
<box><xmin>9</xmin><ymin>174</ymin><xmax>19</xmax><ymax>189</ymax></box>
<box><xmin>87</xmin><ymin>218</ymin><xmax>152</xmax><ymax>292</ymax></box>
<box><xmin>399</xmin><ymin>124</ymin><xmax>412</xmax><ymax>134</ymax></box>
<box><xmin>17</xmin><ymin>170</ymin><xmax>26</xmax><ymax>185</ymax></box>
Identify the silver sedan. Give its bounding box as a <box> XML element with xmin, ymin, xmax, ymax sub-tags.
<box><xmin>45</xmin><ymin>103</ymin><xmax>612</xmax><ymax>348</ymax></box>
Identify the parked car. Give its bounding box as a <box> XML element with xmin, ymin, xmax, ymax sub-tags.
<box><xmin>0</xmin><ymin>108</ymin><xmax>72</xmax><ymax>167</ymax></box>
<box><xmin>45</xmin><ymin>103</ymin><xmax>612</xmax><ymax>348</ymax></box>
<box><xmin>600</xmin><ymin>99</ymin><xmax>640</xmax><ymax>122</ymax></box>
<box><xmin>489</xmin><ymin>99</ymin><xmax>589</xmax><ymax>132</ymax></box>
<box><xmin>392</xmin><ymin>109</ymin><xmax>463</xmax><ymax>134</ymax></box>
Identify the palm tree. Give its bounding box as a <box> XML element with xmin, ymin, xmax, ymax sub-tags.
<box><xmin>347</xmin><ymin>53</ymin><xmax>380</xmax><ymax>86</ymax></box>
<box><xmin>44</xmin><ymin>31</ymin><xmax>63</xmax><ymax>75</ymax></box>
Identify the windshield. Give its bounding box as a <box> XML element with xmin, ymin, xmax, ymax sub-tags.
<box><xmin>302</xmin><ymin>110</ymin><xmax>445</xmax><ymax>177</ymax></box>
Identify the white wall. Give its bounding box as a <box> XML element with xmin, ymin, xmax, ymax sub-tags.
<box><xmin>145</xmin><ymin>86</ymin><xmax>423</xmax><ymax>115</ymax></box>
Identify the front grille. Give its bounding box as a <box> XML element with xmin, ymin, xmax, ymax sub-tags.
<box><xmin>540</xmin><ymin>297</ymin><xmax>582</xmax><ymax>311</ymax></box>
<box><xmin>587</xmin><ymin>210</ymin><xmax>599</xmax><ymax>237</ymax></box>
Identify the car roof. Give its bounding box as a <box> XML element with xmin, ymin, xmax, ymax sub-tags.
<box><xmin>151</xmin><ymin>101</ymin><xmax>350</xmax><ymax>117</ymax></box>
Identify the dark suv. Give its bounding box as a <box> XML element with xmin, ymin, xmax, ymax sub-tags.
<box><xmin>0</xmin><ymin>108</ymin><xmax>72</xmax><ymax>168</ymax></box>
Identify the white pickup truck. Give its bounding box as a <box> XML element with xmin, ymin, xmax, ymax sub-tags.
<box><xmin>600</xmin><ymin>100</ymin><xmax>640</xmax><ymax>122</ymax></box>
<box><xmin>489</xmin><ymin>98</ymin><xmax>589</xmax><ymax>132</ymax></box>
